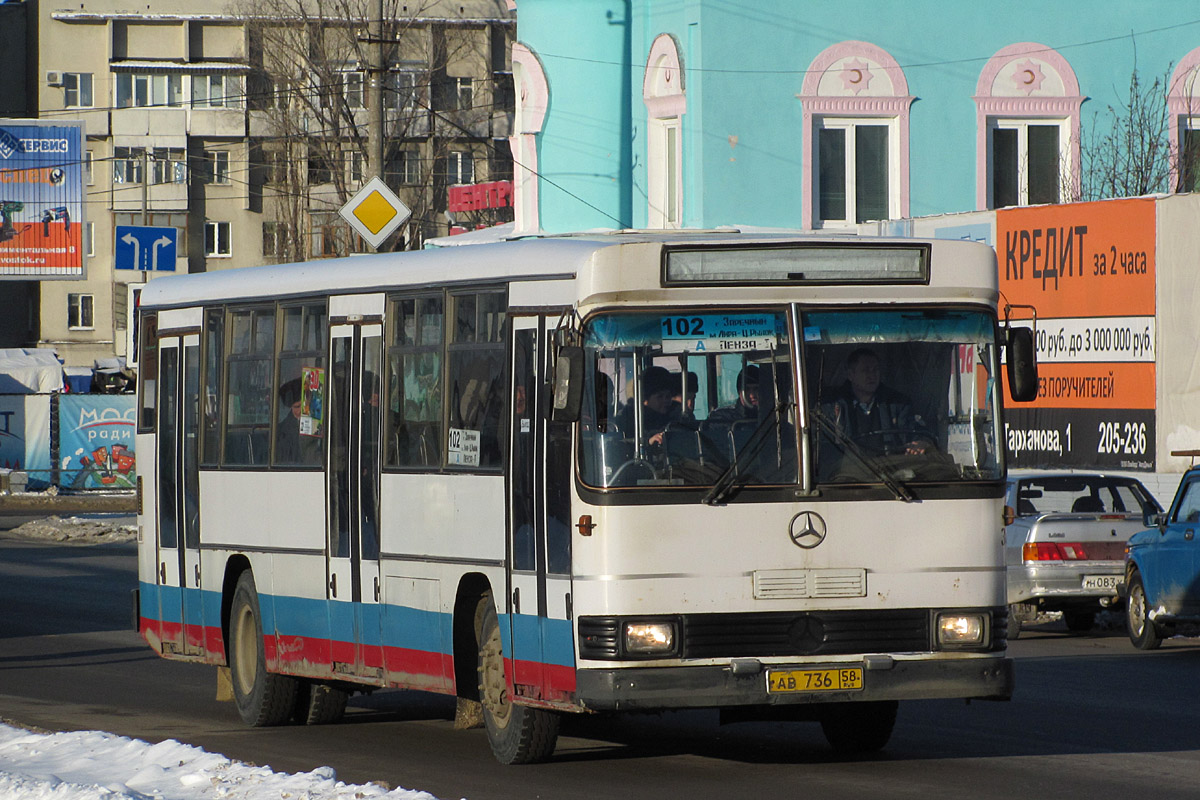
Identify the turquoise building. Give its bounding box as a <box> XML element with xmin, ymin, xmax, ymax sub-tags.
<box><xmin>508</xmin><ymin>1</ymin><xmax>1200</xmax><ymax>234</ymax></box>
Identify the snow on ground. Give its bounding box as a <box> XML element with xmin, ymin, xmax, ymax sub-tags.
<box><xmin>1</xmin><ymin>514</ymin><xmax>451</xmax><ymax>800</ymax></box>
<box><xmin>0</xmin><ymin>722</ymin><xmax>444</xmax><ymax>800</ymax></box>
<box><xmin>3</xmin><ymin>514</ymin><xmax>136</xmax><ymax>544</ymax></box>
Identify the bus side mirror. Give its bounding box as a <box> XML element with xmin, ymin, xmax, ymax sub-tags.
<box><xmin>1005</xmin><ymin>327</ymin><xmax>1038</xmax><ymax>402</ymax></box>
<box><xmin>550</xmin><ymin>346</ymin><xmax>583</xmax><ymax>422</ymax></box>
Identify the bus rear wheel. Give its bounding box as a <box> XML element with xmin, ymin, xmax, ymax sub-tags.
<box><xmin>229</xmin><ymin>571</ymin><xmax>297</xmax><ymax>726</ymax></box>
<box><xmin>292</xmin><ymin>682</ymin><xmax>349</xmax><ymax>725</ymax></box>
<box><xmin>820</xmin><ymin>701</ymin><xmax>898</xmax><ymax>755</ymax></box>
<box><xmin>476</xmin><ymin>592</ymin><xmax>559</xmax><ymax>764</ymax></box>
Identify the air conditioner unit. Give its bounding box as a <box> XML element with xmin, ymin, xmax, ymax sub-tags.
<box><xmin>46</xmin><ymin>71</ymin><xmax>63</xmax><ymax>87</ymax></box>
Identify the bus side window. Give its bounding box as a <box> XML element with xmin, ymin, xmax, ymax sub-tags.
<box><xmin>446</xmin><ymin>290</ymin><xmax>506</xmax><ymax>470</ymax></box>
<box><xmin>224</xmin><ymin>307</ymin><xmax>274</xmax><ymax>466</ymax></box>
<box><xmin>273</xmin><ymin>302</ymin><xmax>327</xmax><ymax>467</ymax></box>
<box><xmin>386</xmin><ymin>294</ymin><xmax>445</xmax><ymax>468</ymax></box>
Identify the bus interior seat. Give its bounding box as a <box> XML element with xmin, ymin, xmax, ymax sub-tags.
<box><xmin>663</xmin><ymin>427</ymin><xmax>702</xmax><ymax>467</ymax></box>
<box><xmin>698</xmin><ymin>421</ymin><xmax>732</xmax><ymax>465</ymax></box>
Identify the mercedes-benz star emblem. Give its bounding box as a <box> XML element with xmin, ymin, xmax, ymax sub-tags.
<box><xmin>789</xmin><ymin>510</ymin><xmax>827</xmax><ymax>549</ymax></box>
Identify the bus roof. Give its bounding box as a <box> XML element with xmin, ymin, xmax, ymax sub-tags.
<box><xmin>138</xmin><ymin>230</ymin><xmax>994</xmax><ymax>310</ymax></box>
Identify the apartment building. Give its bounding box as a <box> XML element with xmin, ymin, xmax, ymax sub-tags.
<box><xmin>29</xmin><ymin>0</ymin><xmax>514</xmax><ymax>367</ymax></box>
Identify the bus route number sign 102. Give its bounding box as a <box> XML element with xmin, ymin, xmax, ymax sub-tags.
<box><xmin>659</xmin><ymin>314</ymin><xmax>777</xmax><ymax>354</ymax></box>
<box><xmin>767</xmin><ymin>667</ymin><xmax>864</xmax><ymax>693</ymax></box>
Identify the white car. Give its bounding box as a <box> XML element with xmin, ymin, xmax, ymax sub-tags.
<box><xmin>1004</xmin><ymin>473</ymin><xmax>1161</xmax><ymax>637</ymax></box>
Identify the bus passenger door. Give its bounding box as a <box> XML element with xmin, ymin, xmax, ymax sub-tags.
<box><xmin>327</xmin><ymin>297</ymin><xmax>384</xmax><ymax>678</ymax></box>
<box><xmin>508</xmin><ymin>316</ymin><xmax>575</xmax><ymax>703</ymax></box>
<box><xmin>155</xmin><ymin>334</ymin><xmax>204</xmax><ymax>657</ymax></box>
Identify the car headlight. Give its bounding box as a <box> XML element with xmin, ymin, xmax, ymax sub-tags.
<box><xmin>937</xmin><ymin>613</ymin><xmax>987</xmax><ymax>648</ymax></box>
<box><xmin>624</xmin><ymin>621</ymin><xmax>677</xmax><ymax>655</ymax></box>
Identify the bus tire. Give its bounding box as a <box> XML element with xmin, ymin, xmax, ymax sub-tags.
<box><xmin>229</xmin><ymin>571</ymin><xmax>297</xmax><ymax>726</ymax></box>
<box><xmin>820</xmin><ymin>701</ymin><xmax>898</xmax><ymax>755</ymax></box>
<box><xmin>292</xmin><ymin>682</ymin><xmax>349</xmax><ymax>725</ymax></box>
<box><xmin>476</xmin><ymin>592</ymin><xmax>559</xmax><ymax>764</ymax></box>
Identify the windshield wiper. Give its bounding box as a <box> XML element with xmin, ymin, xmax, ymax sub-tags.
<box><xmin>810</xmin><ymin>408</ymin><xmax>914</xmax><ymax>502</ymax></box>
<box><xmin>702</xmin><ymin>402</ymin><xmax>785</xmax><ymax>506</ymax></box>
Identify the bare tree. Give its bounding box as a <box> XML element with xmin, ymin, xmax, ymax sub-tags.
<box><xmin>1079</xmin><ymin>64</ymin><xmax>1176</xmax><ymax>201</ymax></box>
<box><xmin>228</xmin><ymin>0</ymin><xmax>513</xmax><ymax>259</ymax></box>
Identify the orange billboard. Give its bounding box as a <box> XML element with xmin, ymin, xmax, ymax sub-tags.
<box><xmin>997</xmin><ymin>198</ymin><xmax>1156</xmax><ymax>470</ymax></box>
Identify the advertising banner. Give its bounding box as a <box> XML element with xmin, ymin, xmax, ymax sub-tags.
<box><xmin>0</xmin><ymin>119</ymin><xmax>86</xmax><ymax>279</ymax></box>
<box><xmin>998</xmin><ymin>198</ymin><xmax>1156</xmax><ymax>470</ymax></box>
<box><xmin>0</xmin><ymin>394</ymin><xmax>52</xmax><ymax>487</ymax></box>
<box><xmin>57</xmin><ymin>395</ymin><xmax>137</xmax><ymax>489</ymax></box>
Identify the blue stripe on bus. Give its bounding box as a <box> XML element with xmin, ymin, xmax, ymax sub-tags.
<box><xmin>140</xmin><ymin>582</ymin><xmax>576</xmax><ymax>669</ymax></box>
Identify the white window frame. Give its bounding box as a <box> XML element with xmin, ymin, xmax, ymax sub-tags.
<box><xmin>84</xmin><ymin>150</ymin><xmax>94</xmax><ymax>185</ymax></box>
<box><xmin>343</xmin><ymin>70</ymin><xmax>365</xmax><ymax>109</ymax></box>
<box><xmin>447</xmin><ymin>151</ymin><xmax>474</xmax><ymax>186</ymax></box>
<box><xmin>191</xmin><ymin>74</ymin><xmax>242</xmax><ymax>109</ymax></box>
<box><xmin>813</xmin><ymin>116</ymin><xmax>901</xmax><ymax>229</ymax></box>
<box><xmin>67</xmin><ymin>293</ymin><xmax>94</xmax><ymax>330</ymax></box>
<box><xmin>385</xmin><ymin>71</ymin><xmax>418</xmax><ymax>110</ymax></box>
<box><xmin>346</xmin><ymin>150</ymin><xmax>365</xmax><ymax>183</ymax></box>
<box><xmin>116</xmin><ymin>73</ymin><xmax>183</xmax><ymax>108</ymax></box>
<box><xmin>150</xmin><ymin>148</ymin><xmax>187</xmax><ymax>185</ymax></box>
<box><xmin>388</xmin><ymin>150</ymin><xmax>419</xmax><ymax>185</ymax></box>
<box><xmin>452</xmin><ymin>76</ymin><xmax>473</xmax><ymax>111</ymax></box>
<box><xmin>647</xmin><ymin>117</ymin><xmax>682</xmax><ymax>228</ymax></box>
<box><xmin>205</xmin><ymin>221</ymin><xmax>232</xmax><ymax>258</ymax></box>
<box><xmin>203</xmin><ymin>150</ymin><xmax>230</xmax><ymax>185</ymax></box>
<box><xmin>84</xmin><ymin>222</ymin><xmax>95</xmax><ymax>257</ymax></box>
<box><xmin>987</xmin><ymin>118</ymin><xmax>1070</xmax><ymax>208</ymax></box>
<box><xmin>63</xmin><ymin>73</ymin><xmax>93</xmax><ymax>108</ymax></box>
<box><xmin>799</xmin><ymin>42</ymin><xmax>913</xmax><ymax>230</ymax></box>
<box><xmin>262</xmin><ymin>221</ymin><xmax>289</xmax><ymax>257</ymax></box>
<box><xmin>113</xmin><ymin>147</ymin><xmax>143</xmax><ymax>184</ymax></box>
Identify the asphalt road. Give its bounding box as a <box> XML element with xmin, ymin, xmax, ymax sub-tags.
<box><xmin>3</xmin><ymin>530</ymin><xmax>1200</xmax><ymax>799</ymax></box>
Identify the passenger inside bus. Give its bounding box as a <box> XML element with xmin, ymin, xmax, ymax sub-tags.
<box><xmin>707</xmin><ymin>365</ymin><xmax>761</xmax><ymax>424</ymax></box>
<box><xmin>616</xmin><ymin>365</ymin><xmax>675</xmax><ymax>441</ymax></box>
<box><xmin>820</xmin><ymin>348</ymin><xmax>933</xmax><ymax>455</ymax></box>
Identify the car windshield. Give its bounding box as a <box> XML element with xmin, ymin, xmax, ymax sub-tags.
<box><xmin>578</xmin><ymin>309</ymin><xmax>796</xmax><ymax>488</ymax></box>
<box><xmin>1014</xmin><ymin>476</ymin><xmax>1158</xmax><ymax>515</ymax></box>
<box><xmin>804</xmin><ymin>308</ymin><xmax>1003</xmax><ymax>486</ymax></box>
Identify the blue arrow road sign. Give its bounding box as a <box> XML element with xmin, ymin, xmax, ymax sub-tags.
<box><xmin>115</xmin><ymin>225</ymin><xmax>178</xmax><ymax>271</ymax></box>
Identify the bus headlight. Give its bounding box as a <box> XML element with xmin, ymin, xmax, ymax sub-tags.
<box><xmin>936</xmin><ymin>613</ymin><xmax>987</xmax><ymax>648</ymax></box>
<box><xmin>624</xmin><ymin>621</ymin><xmax>677</xmax><ymax>655</ymax></box>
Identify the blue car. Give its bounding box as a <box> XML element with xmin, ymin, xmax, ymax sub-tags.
<box><xmin>1125</xmin><ymin>466</ymin><xmax>1200</xmax><ymax>649</ymax></box>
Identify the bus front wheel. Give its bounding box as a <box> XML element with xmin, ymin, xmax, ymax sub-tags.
<box><xmin>229</xmin><ymin>571</ymin><xmax>297</xmax><ymax>726</ymax></box>
<box><xmin>476</xmin><ymin>592</ymin><xmax>559</xmax><ymax>764</ymax></box>
<box><xmin>820</xmin><ymin>701</ymin><xmax>898</xmax><ymax>755</ymax></box>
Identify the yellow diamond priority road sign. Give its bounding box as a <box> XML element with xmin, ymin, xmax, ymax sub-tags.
<box><xmin>339</xmin><ymin>176</ymin><xmax>411</xmax><ymax>250</ymax></box>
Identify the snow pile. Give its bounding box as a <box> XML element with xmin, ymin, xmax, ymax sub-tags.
<box><xmin>3</xmin><ymin>515</ymin><xmax>136</xmax><ymax>544</ymax></box>
<box><xmin>0</xmin><ymin>723</ymin><xmax>444</xmax><ymax>800</ymax></box>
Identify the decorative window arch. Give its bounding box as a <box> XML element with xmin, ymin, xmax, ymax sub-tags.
<box><xmin>510</xmin><ymin>42</ymin><xmax>548</xmax><ymax>236</ymax></box>
<box><xmin>1168</xmin><ymin>47</ymin><xmax>1200</xmax><ymax>192</ymax></box>
<box><xmin>974</xmin><ymin>43</ymin><xmax>1082</xmax><ymax>209</ymax></box>
<box><xmin>799</xmin><ymin>41</ymin><xmax>912</xmax><ymax>229</ymax></box>
<box><xmin>643</xmin><ymin>33</ymin><xmax>685</xmax><ymax>228</ymax></box>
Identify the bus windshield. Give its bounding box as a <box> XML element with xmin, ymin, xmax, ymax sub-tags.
<box><xmin>579</xmin><ymin>306</ymin><xmax>1003</xmax><ymax>491</ymax></box>
<box><xmin>579</xmin><ymin>309</ymin><xmax>797</xmax><ymax>488</ymax></box>
<box><xmin>804</xmin><ymin>308</ymin><xmax>1003</xmax><ymax>486</ymax></box>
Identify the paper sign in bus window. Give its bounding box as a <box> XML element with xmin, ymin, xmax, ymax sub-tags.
<box><xmin>300</xmin><ymin>366</ymin><xmax>325</xmax><ymax>437</ymax></box>
<box><xmin>448</xmin><ymin>427</ymin><xmax>480</xmax><ymax>466</ymax></box>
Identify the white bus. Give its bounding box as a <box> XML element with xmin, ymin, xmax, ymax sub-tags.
<box><xmin>134</xmin><ymin>231</ymin><xmax>1037</xmax><ymax>764</ymax></box>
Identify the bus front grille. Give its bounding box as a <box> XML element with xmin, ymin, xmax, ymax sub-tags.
<box><xmin>681</xmin><ymin>610</ymin><xmax>931</xmax><ymax>658</ymax></box>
